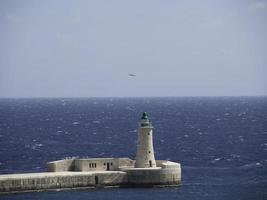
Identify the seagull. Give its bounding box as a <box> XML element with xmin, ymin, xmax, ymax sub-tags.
<box><xmin>128</xmin><ymin>74</ymin><xmax>136</xmax><ymax>77</ymax></box>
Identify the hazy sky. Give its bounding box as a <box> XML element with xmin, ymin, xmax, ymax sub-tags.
<box><xmin>0</xmin><ymin>0</ymin><xmax>266</xmax><ymax>97</ymax></box>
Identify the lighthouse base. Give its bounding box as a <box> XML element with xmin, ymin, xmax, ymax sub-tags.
<box><xmin>121</xmin><ymin>161</ymin><xmax>181</xmax><ymax>186</ymax></box>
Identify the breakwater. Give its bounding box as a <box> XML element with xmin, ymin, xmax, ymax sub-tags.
<box><xmin>0</xmin><ymin>159</ymin><xmax>181</xmax><ymax>194</ymax></box>
<box><xmin>0</xmin><ymin>171</ymin><xmax>126</xmax><ymax>194</ymax></box>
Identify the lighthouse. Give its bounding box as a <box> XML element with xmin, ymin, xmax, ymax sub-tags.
<box><xmin>135</xmin><ymin>112</ymin><xmax>157</xmax><ymax>168</ymax></box>
<box><xmin>0</xmin><ymin>112</ymin><xmax>181</xmax><ymax>193</ymax></box>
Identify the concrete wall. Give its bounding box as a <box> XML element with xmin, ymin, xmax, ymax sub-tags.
<box><xmin>122</xmin><ymin>160</ymin><xmax>181</xmax><ymax>186</ymax></box>
<box><xmin>47</xmin><ymin>158</ymin><xmax>135</xmax><ymax>172</ymax></box>
<box><xmin>74</xmin><ymin>158</ymin><xmax>119</xmax><ymax>171</ymax></box>
<box><xmin>0</xmin><ymin>171</ymin><xmax>127</xmax><ymax>194</ymax></box>
<box><xmin>118</xmin><ymin>158</ymin><xmax>135</xmax><ymax>168</ymax></box>
<box><xmin>0</xmin><ymin>160</ymin><xmax>181</xmax><ymax>193</ymax></box>
<box><xmin>47</xmin><ymin>159</ymin><xmax>74</xmax><ymax>172</ymax></box>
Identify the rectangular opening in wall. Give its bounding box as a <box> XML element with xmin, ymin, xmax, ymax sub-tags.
<box><xmin>95</xmin><ymin>176</ymin><xmax>98</xmax><ymax>185</ymax></box>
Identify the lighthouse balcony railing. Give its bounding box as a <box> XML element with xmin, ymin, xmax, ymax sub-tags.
<box><xmin>139</xmin><ymin>122</ymin><xmax>153</xmax><ymax>127</ymax></box>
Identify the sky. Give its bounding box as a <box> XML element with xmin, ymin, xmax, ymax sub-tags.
<box><xmin>0</xmin><ymin>0</ymin><xmax>266</xmax><ymax>97</ymax></box>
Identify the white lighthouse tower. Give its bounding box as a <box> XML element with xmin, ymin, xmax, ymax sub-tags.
<box><xmin>135</xmin><ymin>112</ymin><xmax>157</xmax><ymax>168</ymax></box>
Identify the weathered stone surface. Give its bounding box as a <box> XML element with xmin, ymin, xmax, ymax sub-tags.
<box><xmin>47</xmin><ymin>158</ymin><xmax>133</xmax><ymax>172</ymax></box>
<box><xmin>0</xmin><ymin>159</ymin><xmax>181</xmax><ymax>194</ymax></box>
<box><xmin>122</xmin><ymin>161</ymin><xmax>181</xmax><ymax>186</ymax></box>
<box><xmin>0</xmin><ymin>171</ymin><xmax>127</xmax><ymax>194</ymax></box>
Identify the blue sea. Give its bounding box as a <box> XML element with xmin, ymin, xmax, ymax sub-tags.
<box><xmin>0</xmin><ymin>97</ymin><xmax>266</xmax><ymax>200</ymax></box>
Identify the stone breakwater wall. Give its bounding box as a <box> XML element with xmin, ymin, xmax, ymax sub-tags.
<box><xmin>121</xmin><ymin>161</ymin><xmax>181</xmax><ymax>186</ymax></box>
<box><xmin>0</xmin><ymin>159</ymin><xmax>181</xmax><ymax>194</ymax></box>
<box><xmin>0</xmin><ymin>171</ymin><xmax>127</xmax><ymax>194</ymax></box>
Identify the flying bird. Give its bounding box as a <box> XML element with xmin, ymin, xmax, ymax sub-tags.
<box><xmin>128</xmin><ymin>74</ymin><xmax>136</xmax><ymax>77</ymax></box>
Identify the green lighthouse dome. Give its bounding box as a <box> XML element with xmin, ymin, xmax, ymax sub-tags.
<box><xmin>141</xmin><ymin>112</ymin><xmax>148</xmax><ymax>120</ymax></box>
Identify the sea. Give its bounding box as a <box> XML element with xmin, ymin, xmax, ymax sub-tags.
<box><xmin>0</xmin><ymin>97</ymin><xmax>266</xmax><ymax>200</ymax></box>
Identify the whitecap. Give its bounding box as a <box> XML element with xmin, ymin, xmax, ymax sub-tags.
<box><xmin>92</xmin><ymin>120</ymin><xmax>100</xmax><ymax>124</ymax></box>
<box><xmin>188</xmin><ymin>125</ymin><xmax>195</xmax><ymax>129</ymax></box>
<box><xmin>238</xmin><ymin>111</ymin><xmax>246</xmax><ymax>116</ymax></box>
<box><xmin>31</xmin><ymin>143</ymin><xmax>43</xmax><ymax>150</ymax></box>
<box><xmin>56</xmin><ymin>130</ymin><xmax>63</xmax><ymax>135</ymax></box>
<box><xmin>239</xmin><ymin>162</ymin><xmax>262</xmax><ymax>169</ymax></box>
<box><xmin>126</xmin><ymin>106</ymin><xmax>135</xmax><ymax>111</ymax></box>
<box><xmin>255</xmin><ymin>162</ymin><xmax>261</xmax><ymax>166</ymax></box>
<box><xmin>72</xmin><ymin>122</ymin><xmax>80</xmax><ymax>125</ymax></box>
<box><xmin>96</xmin><ymin>142</ymin><xmax>103</xmax><ymax>145</ymax></box>
<box><xmin>238</xmin><ymin>136</ymin><xmax>244</xmax><ymax>142</ymax></box>
<box><xmin>211</xmin><ymin>158</ymin><xmax>221</xmax><ymax>163</ymax></box>
<box><xmin>61</xmin><ymin>100</ymin><xmax>67</xmax><ymax>106</ymax></box>
<box><xmin>230</xmin><ymin>154</ymin><xmax>240</xmax><ymax>158</ymax></box>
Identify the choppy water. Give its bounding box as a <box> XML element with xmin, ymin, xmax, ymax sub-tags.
<box><xmin>0</xmin><ymin>97</ymin><xmax>266</xmax><ymax>200</ymax></box>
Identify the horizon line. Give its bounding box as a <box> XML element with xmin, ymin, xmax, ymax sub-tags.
<box><xmin>0</xmin><ymin>95</ymin><xmax>267</xmax><ymax>99</ymax></box>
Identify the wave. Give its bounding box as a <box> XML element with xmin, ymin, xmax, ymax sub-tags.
<box><xmin>238</xmin><ymin>162</ymin><xmax>263</xmax><ymax>169</ymax></box>
<box><xmin>182</xmin><ymin>166</ymin><xmax>231</xmax><ymax>170</ymax></box>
